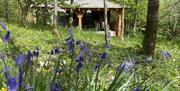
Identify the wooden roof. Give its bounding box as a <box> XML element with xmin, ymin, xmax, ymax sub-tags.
<box><xmin>69</xmin><ymin>0</ymin><xmax>124</xmax><ymax>9</ymax></box>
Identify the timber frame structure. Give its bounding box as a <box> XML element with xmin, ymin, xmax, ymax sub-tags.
<box><xmin>62</xmin><ymin>0</ymin><xmax>125</xmax><ymax>38</ymax></box>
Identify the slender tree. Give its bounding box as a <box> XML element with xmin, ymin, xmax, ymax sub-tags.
<box><xmin>4</xmin><ymin>0</ymin><xmax>9</xmax><ymax>22</ymax></box>
<box><xmin>104</xmin><ymin>0</ymin><xmax>108</xmax><ymax>46</ymax></box>
<box><xmin>68</xmin><ymin>0</ymin><xmax>74</xmax><ymax>27</ymax></box>
<box><xmin>121</xmin><ymin>0</ymin><xmax>125</xmax><ymax>40</ymax></box>
<box><xmin>17</xmin><ymin>0</ymin><xmax>32</xmax><ymax>27</ymax></box>
<box><xmin>52</xmin><ymin>0</ymin><xmax>59</xmax><ymax>36</ymax></box>
<box><xmin>142</xmin><ymin>0</ymin><xmax>160</xmax><ymax>56</ymax></box>
<box><xmin>132</xmin><ymin>0</ymin><xmax>138</xmax><ymax>35</ymax></box>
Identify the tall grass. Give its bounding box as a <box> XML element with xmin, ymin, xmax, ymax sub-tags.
<box><xmin>0</xmin><ymin>24</ymin><xmax>179</xmax><ymax>91</ymax></box>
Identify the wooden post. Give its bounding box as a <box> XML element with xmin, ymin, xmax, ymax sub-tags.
<box><xmin>121</xmin><ymin>8</ymin><xmax>125</xmax><ymax>40</ymax></box>
<box><xmin>116</xmin><ymin>9</ymin><xmax>124</xmax><ymax>40</ymax></box>
<box><xmin>77</xmin><ymin>14</ymin><xmax>83</xmax><ymax>30</ymax></box>
<box><xmin>116</xmin><ymin>10</ymin><xmax>122</xmax><ymax>36</ymax></box>
<box><xmin>76</xmin><ymin>11</ymin><xmax>84</xmax><ymax>30</ymax></box>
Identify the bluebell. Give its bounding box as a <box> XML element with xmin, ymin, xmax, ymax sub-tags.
<box><xmin>26</xmin><ymin>51</ymin><xmax>33</xmax><ymax>66</ymax></box>
<box><xmin>93</xmin><ymin>64</ymin><xmax>100</xmax><ymax>71</ymax></box>
<box><xmin>15</xmin><ymin>54</ymin><xmax>25</xmax><ymax>65</ymax></box>
<box><xmin>132</xmin><ymin>87</ymin><xmax>140</xmax><ymax>91</ymax></box>
<box><xmin>51</xmin><ymin>48</ymin><xmax>61</xmax><ymax>55</ymax></box>
<box><xmin>8</xmin><ymin>77</ymin><xmax>18</xmax><ymax>91</ymax></box>
<box><xmin>65</xmin><ymin>27</ymin><xmax>74</xmax><ymax>53</ymax></box>
<box><xmin>123</xmin><ymin>61</ymin><xmax>135</xmax><ymax>72</ymax></box>
<box><xmin>1</xmin><ymin>22</ymin><xmax>7</xmax><ymax>30</ymax></box>
<box><xmin>33</xmin><ymin>48</ymin><xmax>40</xmax><ymax>58</ymax></box>
<box><xmin>65</xmin><ymin>37</ymin><xmax>74</xmax><ymax>53</ymax></box>
<box><xmin>160</xmin><ymin>51</ymin><xmax>172</xmax><ymax>59</ymax></box>
<box><xmin>5</xmin><ymin>67</ymin><xmax>18</xmax><ymax>91</ymax></box>
<box><xmin>3</xmin><ymin>31</ymin><xmax>10</xmax><ymax>43</ymax></box>
<box><xmin>76</xmin><ymin>62</ymin><xmax>83</xmax><ymax>74</ymax></box>
<box><xmin>18</xmin><ymin>67</ymin><xmax>23</xmax><ymax>87</ymax></box>
<box><xmin>99</xmin><ymin>53</ymin><xmax>107</xmax><ymax>60</ymax></box>
<box><xmin>50</xmin><ymin>82</ymin><xmax>62</xmax><ymax>91</ymax></box>
<box><xmin>117</xmin><ymin>63</ymin><xmax>125</xmax><ymax>74</ymax></box>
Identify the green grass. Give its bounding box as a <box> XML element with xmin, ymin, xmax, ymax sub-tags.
<box><xmin>0</xmin><ymin>25</ymin><xmax>180</xmax><ymax>91</ymax></box>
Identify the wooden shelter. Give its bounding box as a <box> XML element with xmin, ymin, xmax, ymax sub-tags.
<box><xmin>63</xmin><ymin>0</ymin><xmax>125</xmax><ymax>37</ymax></box>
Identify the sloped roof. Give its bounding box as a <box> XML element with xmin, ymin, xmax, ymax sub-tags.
<box><xmin>73</xmin><ymin>0</ymin><xmax>123</xmax><ymax>9</ymax></box>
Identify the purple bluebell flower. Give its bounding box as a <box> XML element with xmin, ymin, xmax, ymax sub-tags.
<box><xmin>5</xmin><ymin>67</ymin><xmax>18</xmax><ymax>91</ymax></box>
<box><xmin>117</xmin><ymin>63</ymin><xmax>125</xmax><ymax>74</ymax></box>
<box><xmin>76</xmin><ymin>39</ymin><xmax>85</xmax><ymax>50</ymax></box>
<box><xmin>76</xmin><ymin>39</ymin><xmax>81</xmax><ymax>45</ymax></box>
<box><xmin>26</xmin><ymin>51</ymin><xmax>33</xmax><ymax>61</ymax></box>
<box><xmin>93</xmin><ymin>64</ymin><xmax>100</xmax><ymax>71</ymax></box>
<box><xmin>65</xmin><ymin>36</ymin><xmax>72</xmax><ymax>42</ymax></box>
<box><xmin>132</xmin><ymin>87</ymin><xmax>140</xmax><ymax>91</ymax></box>
<box><xmin>51</xmin><ymin>48</ymin><xmax>61</xmax><ymax>55</ymax></box>
<box><xmin>15</xmin><ymin>54</ymin><xmax>25</xmax><ymax>65</ymax></box>
<box><xmin>67</xmin><ymin>27</ymin><xmax>73</xmax><ymax>37</ymax></box>
<box><xmin>74</xmin><ymin>40</ymin><xmax>86</xmax><ymax>73</ymax></box>
<box><xmin>50</xmin><ymin>82</ymin><xmax>62</xmax><ymax>91</ymax></box>
<box><xmin>26</xmin><ymin>51</ymin><xmax>33</xmax><ymax>66</ymax></box>
<box><xmin>5</xmin><ymin>67</ymin><xmax>11</xmax><ymax>80</ymax></box>
<box><xmin>33</xmin><ymin>48</ymin><xmax>40</xmax><ymax>58</ymax></box>
<box><xmin>75</xmin><ymin>39</ymin><xmax>93</xmax><ymax>62</ymax></box>
<box><xmin>65</xmin><ymin>37</ymin><xmax>74</xmax><ymax>53</ymax></box>
<box><xmin>65</xmin><ymin>27</ymin><xmax>74</xmax><ymax>53</ymax></box>
<box><xmin>76</xmin><ymin>39</ymin><xmax>84</xmax><ymax>50</ymax></box>
<box><xmin>99</xmin><ymin>53</ymin><xmax>107</xmax><ymax>60</ymax></box>
<box><xmin>87</xmin><ymin>49</ymin><xmax>93</xmax><ymax>61</ymax></box>
<box><xmin>18</xmin><ymin>67</ymin><xmax>23</xmax><ymax>87</ymax></box>
<box><xmin>8</xmin><ymin>77</ymin><xmax>18</xmax><ymax>91</ymax></box>
<box><xmin>76</xmin><ymin>39</ymin><xmax>93</xmax><ymax>61</ymax></box>
<box><xmin>76</xmin><ymin>61</ymin><xmax>83</xmax><ymax>74</ymax></box>
<box><xmin>123</xmin><ymin>61</ymin><xmax>135</xmax><ymax>72</ymax></box>
<box><xmin>125</xmin><ymin>63</ymin><xmax>134</xmax><ymax>71</ymax></box>
<box><xmin>75</xmin><ymin>52</ymin><xmax>85</xmax><ymax>73</ymax></box>
<box><xmin>105</xmin><ymin>42</ymin><xmax>110</xmax><ymax>50</ymax></box>
<box><xmin>78</xmin><ymin>50</ymin><xmax>85</xmax><ymax>61</ymax></box>
<box><xmin>75</xmin><ymin>54</ymin><xmax>84</xmax><ymax>63</ymax></box>
<box><xmin>75</xmin><ymin>39</ymin><xmax>93</xmax><ymax>73</ymax></box>
<box><xmin>1</xmin><ymin>22</ymin><xmax>7</xmax><ymax>30</ymax></box>
<box><xmin>3</xmin><ymin>31</ymin><xmax>10</xmax><ymax>43</ymax></box>
<box><xmin>160</xmin><ymin>51</ymin><xmax>172</xmax><ymax>59</ymax></box>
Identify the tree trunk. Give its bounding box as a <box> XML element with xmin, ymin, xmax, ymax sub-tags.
<box><xmin>17</xmin><ymin>0</ymin><xmax>32</xmax><ymax>27</ymax></box>
<box><xmin>4</xmin><ymin>0</ymin><xmax>9</xmax><ymax>22</ymax></box>
<box><xmin>142</xmin><ymin>0</ymin><xmax>159</xmax><ymax>56</ymax></box>
<box><xmin>43</xmin><ymin>1</ymin><xmax>49</xmax><ymax>25</ymax></box>
<box><xmin>52</xmin><ymin>0</ymin><xmax>59</xmax><ymax>36</ymax></box>
<box><xmin>121</xmin><ymin>0</ymin><xmax>125</xmax><ymax>40</ymax></box>
<box><xmin>68</xmin><ymin>0</ymin><xmax>74</xmax><ymax>27</ymax></box>
<box><xmin>132</xmin><ymin>0</ymin><xmax>138</xmax><ymax>35</ymax></box>
<box><xmin>20</xmin><ymin>9</ymin><xmax>29</xmax><ymax>27</ymax></box>
<box><xmin>104</xmin><ymin>0</ymin><xmax>108</xmax><ymax>46</ymax></box>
